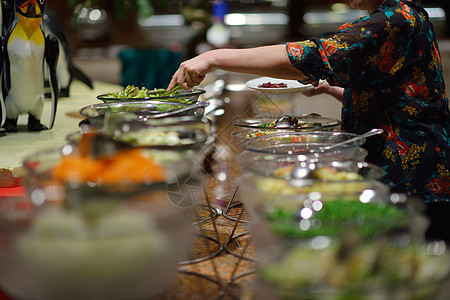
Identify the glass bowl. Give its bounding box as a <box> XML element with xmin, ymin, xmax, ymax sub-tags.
<box><xmin>232</xmin><ymin>128</ymin><xmax>294</xmax><ymax>153</ymax></box>
<box><xmin>97</xmin><ymin>88</ymin><xmax>206</xmax><ymax>104</ymax></box>
<box><xmin>236</xmin><ymin>160</ymin><xmax>388</xmax><ymax>217</ymax></box>
<box><xmin>0</xmin><ymin>145</ymin><xmax>203</xmax><ymax>300</ymax></box>
<box><xmin>249</xmin><ymin>193</ymin><xmax>449</xmax><ymax>300</ymax></box>
<box><xmin>253</xmin><ymin>234</ymin><xmax>450</xmax><ymax>300</ymax></box>
<box><xmin>68</xmin><ymin>117</ymin><xmax>213</xmax><ymax>150</ymax></box>
<box><xmin>231</xmin><ymin>126</ymin><xmax>347</xmax><ymax>154</ymax></box>
<box><xmin>79</xmin><ymin>100</ymin><xmax>209</xmax><ymax>127</ymax></box>
<box><xmin>237</xmin><ymin>158</ymin><xmax>385</xmax><ymax>183</ymax></box>
<box><xmin>236</xmin><ymin>148</ymin><xmax>369</xmax><ymax>176</ymax></box>
<box><xmin>104</xmin><ymin>115</ymin><xmax>213</xmax><ymax>149</ymax></box>
<box><xmin>241</xmin><ymin>131</ymin><xmax>368</xmax><ymax>154</ymax></box>
<box><xmin>237</xmin><ymin>172</ymin><xmax>450</xmax><ymax>299</ymax></box>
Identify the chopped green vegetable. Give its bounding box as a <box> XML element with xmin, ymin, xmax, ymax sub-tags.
<box><xmin>159</xmin><ymin>85</ymin><xmax>182</xmax><ymax>97</ymax></box>
<box><xmin>265</xmin><ymin>200</ymin><xmax>408</xmax><ymax>239</ymax></box>
<box><xmin>105</xmin><ymin>85</ymin><xmax>193</xmax><ymax>104</ymax></box>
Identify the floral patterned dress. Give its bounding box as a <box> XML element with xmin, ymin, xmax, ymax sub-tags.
<box><xmin>287</xmin><ymin>0</ymin><xmax>449</xmax><ymax>202</ymax></box>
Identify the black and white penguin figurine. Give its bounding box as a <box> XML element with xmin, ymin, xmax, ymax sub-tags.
<box><xmin>42</xmin><ymin>8</ymin><xmax>93</xmax><ymax>97</ymax></box>
<box><xmin>1</xmin><ymin>0</ymin><xmax>15</xmax><ymax>37</ymax></box>
<box><xmin>1</xmin><ymin>0</ymin><xmax>59</xmax><ymax>132</ymax></box>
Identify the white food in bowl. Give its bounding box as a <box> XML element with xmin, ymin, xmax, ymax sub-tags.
<box><xmin>15</xmin><ymin>203</ymin><xmax>170</xmax><ymax>298</ymax></box>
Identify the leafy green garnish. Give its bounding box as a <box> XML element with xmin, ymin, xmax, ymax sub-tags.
<box><xmin>105</xmin><ymin>85</ymin><xmax>193</xmax><ymax>104</ymax></box>
<box><xmin>266</xmin><ymin>200</ymin><xmax>408</xmax><ymax>239</ymax></box>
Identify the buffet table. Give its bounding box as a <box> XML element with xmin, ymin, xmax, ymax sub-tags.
<box><xmin>0</xmin><ymin>81</ymin><xmax>122</xmax><ymax>189</ymax></box>
<box><xmin>0</xmin><ymin>78</ymin><xmax>260</xmax><ymax>299</ymax></box>
<box><xmin>0</xmin><ymin>77</ymin><xmax>448</xmax><ymax>300</ymax></box>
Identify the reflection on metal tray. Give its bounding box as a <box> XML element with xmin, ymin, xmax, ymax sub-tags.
<box><xmin>79</xmin><ymin>101</ymin><xmax>209</xmax><ymax>127</ymax></box>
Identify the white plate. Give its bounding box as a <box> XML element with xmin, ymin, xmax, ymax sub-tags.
<box><xmin>245</xmin><ymin>76</ymin><xmax>315</xmax><ymax>94</ymax></box>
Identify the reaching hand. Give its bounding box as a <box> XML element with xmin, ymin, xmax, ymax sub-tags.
<box><xmin>167</xmin><ymin>53</ymin><xmax>213</xmax><ymax>90</ymax></box>
<box><xmin>303</xmin><ymin>81</ymin><xmax>344</xmax><ymax>102</ymax></box>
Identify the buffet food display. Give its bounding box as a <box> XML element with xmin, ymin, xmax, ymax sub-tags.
<box><xmin>256</xmin><ymin>235</ymin><xmax>450</xmax><ymax>299</ymax></box>
<box><xmin>233</xmin><ymin>118</ymin><xmax>450</xmax><ymax>299</ymax></box>
<box><xmin>0</xmin><ymin>79</ymin><xmax>448</xmax><ymax>300</ymax></box>
<box><xmin>0</xmin><ymin>84</ymin><xmax>212</xmax><ymax>299</ymax></box>
<box><xmin>231</xmin><ymin>116</ymin><xmax>342</xmax><ymax>153</ymax></box>
<box><xmin>237</xmin><ymin>169</ymin><xmax>450</xmax><ymax>299</ymax></box>
<box><xmin>0</xmin><ymin>141</ymin><xmax>201</xmax><ymax>299</ymax></box>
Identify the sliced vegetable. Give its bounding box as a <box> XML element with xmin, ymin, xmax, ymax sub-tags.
<box><xmin>105</xmin><ymin>85</ymin><xmax>192</xmax><ymax>103</ymax></box>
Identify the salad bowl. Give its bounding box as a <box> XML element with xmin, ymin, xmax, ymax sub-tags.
<box><xmin>97</xmin><ymin>85</ymin><xmax>205</xmax><ymax>104</ymax></box>
<box><xmin>0</xmin><ymin>144</ymin><xmax>203</xmax><ymax>300</ymax></box>
<box><xmin>236</xmin><ymin>169</ymin><xmax>450</xmax><ymax>299</ymax></box>
<box><xmin>79</xmin><ymin>100</ymin><xmax>209</xmax><ymax>127</ymax></box>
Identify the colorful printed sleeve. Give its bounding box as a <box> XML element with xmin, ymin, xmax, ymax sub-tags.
<box><xmin>286</xmin><ymin>1</ymin><xmax>426</xmax><ymax>89</ymax></box>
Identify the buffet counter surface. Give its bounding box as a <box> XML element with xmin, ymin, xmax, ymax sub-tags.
<box><xmin>0</xmin><ymin>78</ymin><xmax>258</xmax><ymax>299</ymax></box>
<box><xmin>0</xmin><ymin>81</ymin><xmax>120</xmax><ymax>188</ymax></box>
<box><xmin>0</xmin><ymin>77</ymin><xmax>448</xmax><ymax>300</ymax></box>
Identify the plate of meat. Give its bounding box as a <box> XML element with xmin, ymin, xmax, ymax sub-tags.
<box><xmin>245</xmin><ymin>76</ymin><xmax>317</xmax><ymax>94</ymax></box>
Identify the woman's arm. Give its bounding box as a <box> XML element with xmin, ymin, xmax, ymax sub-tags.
<box><xmin>168</xmin><ymin>45</ymin><xmax>308</xmax><ymax>90</ymax></box>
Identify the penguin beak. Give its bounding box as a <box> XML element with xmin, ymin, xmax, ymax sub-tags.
<box><xmin>18</xmin><ymin>0</ymin><xmax>43</xmax><ymax>18</ymax></box>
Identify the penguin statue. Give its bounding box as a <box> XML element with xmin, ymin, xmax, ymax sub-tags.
<box><xmin>0</xmin><ymin>0</ymin><xmax>14</xmax><ymax>127</ymax></box>
<box><xmin>1</xmin><ymin>0</ymin><xmax>59</xmax><ymax>132</ymax></box>
<box><xmin>1</xmin><ymin>0</ymin><xmax>15</xmax><ymax>37</ymax></box>
<box><xmin>42</xmin><ymin>8</ymin><xmax>93</xmax><ymax>97</ymax></box>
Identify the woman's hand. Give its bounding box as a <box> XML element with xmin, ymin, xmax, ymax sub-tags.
<box><xmin>168</xmin><ymin>53</ymin><xmax>213</xmax><ymax>90</ymax></box>
<box><xmin>303</xmin><ymin>81</ymin><xmax>344</xmax><ymax>102</ymax></box>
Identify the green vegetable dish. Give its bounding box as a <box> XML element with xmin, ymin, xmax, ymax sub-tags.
<box><xmin>259</xmin><ymin>238</ymin><xmax>450</xmax><ymax>299</ymax></box>
<box><xmin>99</xmin><ymin>85</ymin><xmax>204</xmax><ymax>104</ymax></box>
<box><xmin>106</xmin><ymin>85</ymin><xmax>181</xmax><ymax>98</ymax></box>
<box><xmin>265</xmin><ymin>200</ymin><xmax>408</xmax><ymax>239</ymax></box>
<box><xmin>258</xmin><ymin>200</ymin><xmax>450</xmax><ymax>299</ymax></box>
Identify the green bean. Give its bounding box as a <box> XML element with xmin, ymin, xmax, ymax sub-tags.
<box><xmin>105</xmin><ymin>85</ymin><xmax>183</xmax><ymax>99</ymax></box>
<box><xmin>159</xmin><ymin>85</ymin><xmax>182</xmax><ymax>97</ymax></box>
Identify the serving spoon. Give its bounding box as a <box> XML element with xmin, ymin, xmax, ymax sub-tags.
<box><xmin>319</xmin><ymin>128</ymin><xmax>383</xmax><ymax>151</ymax></box>
<box><xmin>290</xmin><ymin>128</ymin><xmax>383</xmax><ymax>180</ymax></box>
<box><xmin>274</xmin><ymin>113</ymin><xmax>322</xmax><ymax>128</ymax></box>
<box><xmin>274</xmin><ymin>114</ymin><xmax>299</xmax><ymax>128</ymax></box>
